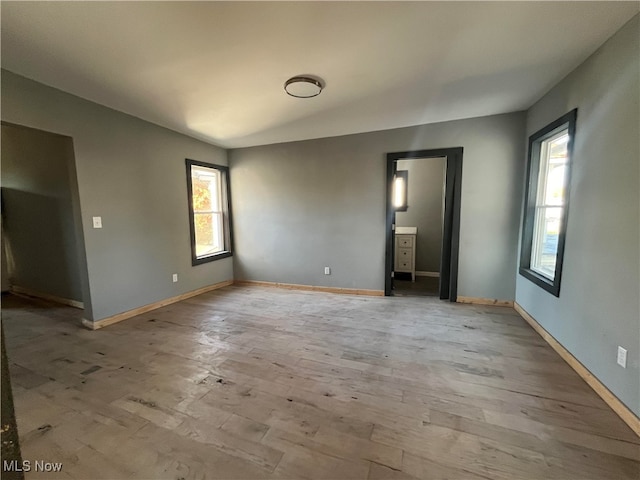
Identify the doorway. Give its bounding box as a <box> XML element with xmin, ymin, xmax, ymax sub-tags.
<box><xmin>384</xmin><ymin>148</ymin><xmax>463</xmax><ymax>300</ymax></box>
<box><xmin>393</xmin><ymin>156</ymin><xmax>445</xmax><ymax>296</ymax></box>
<box><xmin>1</xmin><ymin>122</ymin><xmax>89</xmax><ymax>311</ymax></box>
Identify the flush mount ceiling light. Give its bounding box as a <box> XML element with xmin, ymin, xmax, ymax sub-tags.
<box><xmin>284</xmin><ymin>76</ymin><xmax>323</xmax><ymax>98</ymax></box>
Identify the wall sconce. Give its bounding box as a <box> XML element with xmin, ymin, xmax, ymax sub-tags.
<box><xmin>393</xmin><ymin>170</ymin><xmax>408</xmax><ymax>211</ymax></box>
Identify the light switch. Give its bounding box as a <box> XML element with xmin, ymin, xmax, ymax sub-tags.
<box><xmin>617</xmin><ymin>346</ymin><xmax>627</xmax><ymax>368</ymax></box>
<box><xmin>93</xmin><ymin>216</ymin><xmax>102</xmax><ymax>229</ymax></box>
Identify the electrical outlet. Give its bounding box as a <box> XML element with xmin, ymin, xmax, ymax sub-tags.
<box><xmin>172</xmin><ymin>274</ymin><xmax>178</xmax><ymax>283</ymax></box>
<box><xmin>324</xmin><ymin>267</ymin><xmax>331</xmax><ymax>275</ymax></box>
<box><xmin>617</xmin><ymin>346</ymin><xmax>627</xmax><ymax>368</ymax></box>
<box><xmin>92</xmin><ymin>216</ymin><xmax>102</xmax><ymax>229</ymax></box>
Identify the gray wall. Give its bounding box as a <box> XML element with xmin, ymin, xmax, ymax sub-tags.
<box><xmin>1</xmin><ymin>124</ymin><xmax>84</xmax><ymax>302</ymax></box>
<box><xmin>396</xmin><ymin>157</ymin><xmax>445</xmax><ymax>273</ymax></box>
<box><xmin>230</xmin><ymin>111</ymin><xmax>525</xmax><ymax>299</ymax></box>
<box><xmin>1</xmin><ymin>70</ymin><xmax>232</xmax><ymax>322</ymax></box>
<box><xmin>516</xmin><ymin>15</ymin><xmax>639</xmax><ymax>416</ymax></box>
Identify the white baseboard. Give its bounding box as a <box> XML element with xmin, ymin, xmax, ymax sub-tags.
<box><xmin>415</xmin><ymin>271</ymin><xmax>439</xmax><ymax>278</ymax></box>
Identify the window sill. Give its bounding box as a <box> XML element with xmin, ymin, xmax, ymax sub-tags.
<box><xmin>519</xmin><ymin>267</ymin><xmax>560</xmax><ymax>297</ymax></box>
<box><xmin>192</xmin><ymin>250</ymin><xmax>232</xmax><ymax>266</ymax></box>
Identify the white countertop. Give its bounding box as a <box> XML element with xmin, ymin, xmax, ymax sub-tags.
<box><xmin>395</xmin><ymin>226</ymin><xmax>417</xmax><ymax>235</ymax></box>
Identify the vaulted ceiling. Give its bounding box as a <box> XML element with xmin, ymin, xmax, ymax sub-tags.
<box><xmin>2</xmin><ymin>2</ymin><xmax>638</xmax><ymax>148</ymax></box>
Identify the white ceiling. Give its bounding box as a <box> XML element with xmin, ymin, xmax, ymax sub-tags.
<box><xmin>2</xmin><ymin>2</ymin><xmax>638</xmax><ymax>148</ymax></box>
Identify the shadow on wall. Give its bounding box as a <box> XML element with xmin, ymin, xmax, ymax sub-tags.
<box><xmin>2</xmin><ymin>188</ymin><xmax>82</xmax><ymax>302</ymax></box>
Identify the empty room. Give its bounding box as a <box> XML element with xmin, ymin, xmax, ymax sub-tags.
<box><xmin>1</xmin><ymin>2</ymin><xmax>638</xmax><ymax>479</ymax></box>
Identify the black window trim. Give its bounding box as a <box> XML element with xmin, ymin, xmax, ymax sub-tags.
<box><xmin>185</xmin><ymin>158</ymin><xmax>234</xmax><ymax>266</ymax></box>
<box><xmin>519</xmin><ymin>109</ymin><xmax>577</xmax><ymax>297</ymax></box>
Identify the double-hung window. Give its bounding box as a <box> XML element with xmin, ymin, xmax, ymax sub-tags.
<box><xmin>186</xmin><ymin>159</ymin><xmax>233</xmax><ymax>265</ymax></box>
<box><xmin>519</xmin><ymin>109</ymin><xmax>576</xmax><ymax>296</ymax></box>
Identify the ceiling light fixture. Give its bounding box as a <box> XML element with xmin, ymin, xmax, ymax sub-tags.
<box><xmin>284</xmin><ymin>76</ymin><xmax>323</xmax><ymax>98</ymax></box>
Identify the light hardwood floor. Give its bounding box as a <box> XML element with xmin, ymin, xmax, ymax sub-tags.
<box><xmin>2</xmin><ymin>286</ymin><xmax>639</xmax><ymax>479</ymax></box>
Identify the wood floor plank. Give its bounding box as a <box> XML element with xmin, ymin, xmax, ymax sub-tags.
<box><xmin>401</xmin><ymin>451</ymin><xmax>492</xmax><ymax>480</ymax></box>
<box><xmin>174</xmin><ymin>416</ymin><xmax>284</xmax><ymax>471</ymax></box>
<box><xmin>483</xmin><ymin>409</ymin><xmax>640</xmax><ymax>461</ymax></box>
<box><xmin>130</xmin><ymin>422</ymin><xmax>275</xmax><ymax>479</ymax></box>
<box><xmin>262</xmin><ymin>427</ymin><xmax>371</xmax><ymax>479</ymax></box>
<box><xmin>221</xmin><ymin>413</ymin><xmax>271</xmax><ymax>442</ymax></box>
<box><xmin>312</xmin><ymin>425</ymin><xmax>404</xmax><ymax>470</ymax></box>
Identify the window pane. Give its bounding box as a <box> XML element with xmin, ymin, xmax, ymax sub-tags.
<box><xmin>191</xmin><ymin>166</ymin><xmax>218</xmax><ymax>212</ymax></box>
<box><xmin>532</xmin><ymin>128</ymin><xmax>568</xmax><ymax>279</ymax></box>
<box><xmin>544</xmin><ymin>163</ymin><xmax>567</xmax><ymax>206</ymax></box>
<box><xmin>540</xmin><ymin>131</ymin><xmax>569</xmax><ymax>206</ymax></box>
<box><xmin>531</xmin><ymin>207</ymin><xmax>562</xmax><ymax>279</ymax></box>
<box><xmin>548</xmin><ymin>132</ymin><xmax>569</xmax><ymax>161</ymax></box>
<box><xmin>194</xmin><ymin>212</ymin><xmax>223</xmax><ymax>257</ymax></box>
<box><xmin>191</xmin><ymin>163</ymin><xmax>224</xmax><ymax>258</ymax></box>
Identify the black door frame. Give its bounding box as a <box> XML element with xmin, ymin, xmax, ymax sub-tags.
<box><xmin>384</xmin><ymin>147</ymin><xmax>463</xmax><ymax>300</ymax></box>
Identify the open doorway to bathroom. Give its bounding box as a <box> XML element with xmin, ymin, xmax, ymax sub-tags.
<box><xmin>384</xmin><ymin>148</ymin><xmax>463</xmax><ymax>300</ymax></box>
<box><xmin>393</xmin><ymin>156</ymin><xmax>446</xmax><ymax>296</ymax></box>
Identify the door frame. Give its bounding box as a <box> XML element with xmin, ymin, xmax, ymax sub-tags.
<box><xmin>384</xmin><ymin>147</ymin><xmax>463</xmax><ymax>300</ymax></box>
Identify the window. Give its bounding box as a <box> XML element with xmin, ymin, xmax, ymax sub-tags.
<box><xmin>186</xmin><ymin>159</ymin><xmax>233</xmax><ymax>265</ymax></box>
<box><xmin>519</xmin><ymin>109</ymin><xmax>576</xmax><ymax>296</ymax></box>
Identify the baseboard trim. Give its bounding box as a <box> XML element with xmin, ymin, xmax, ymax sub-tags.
<box><xmin>83</xmin><ymin>279</ymin><xmax>234</xmax><ymax>331</ymax></box>
<box><xmin>234</xmin><ymin>280</ymin><xmax>384</xmax><ymax>297</ymax></box>
<box><xmin>457</xmin><ymin>296</ymin><xmax>513</xmax><ymax>307</ymax></box>
<box><xmin>415</xmin><ymin>271</ymin><xmax>440</xmax><ymax>278</ymax></box>
<box><xmin>10</xmin><ymin>285</ymin><xmax>84</xmax><ymax>309</ymax></box>
<box><xmin>514</xmin><ymin>302</ymin><xmax>640</xmax><ymax>437</ymax></box>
